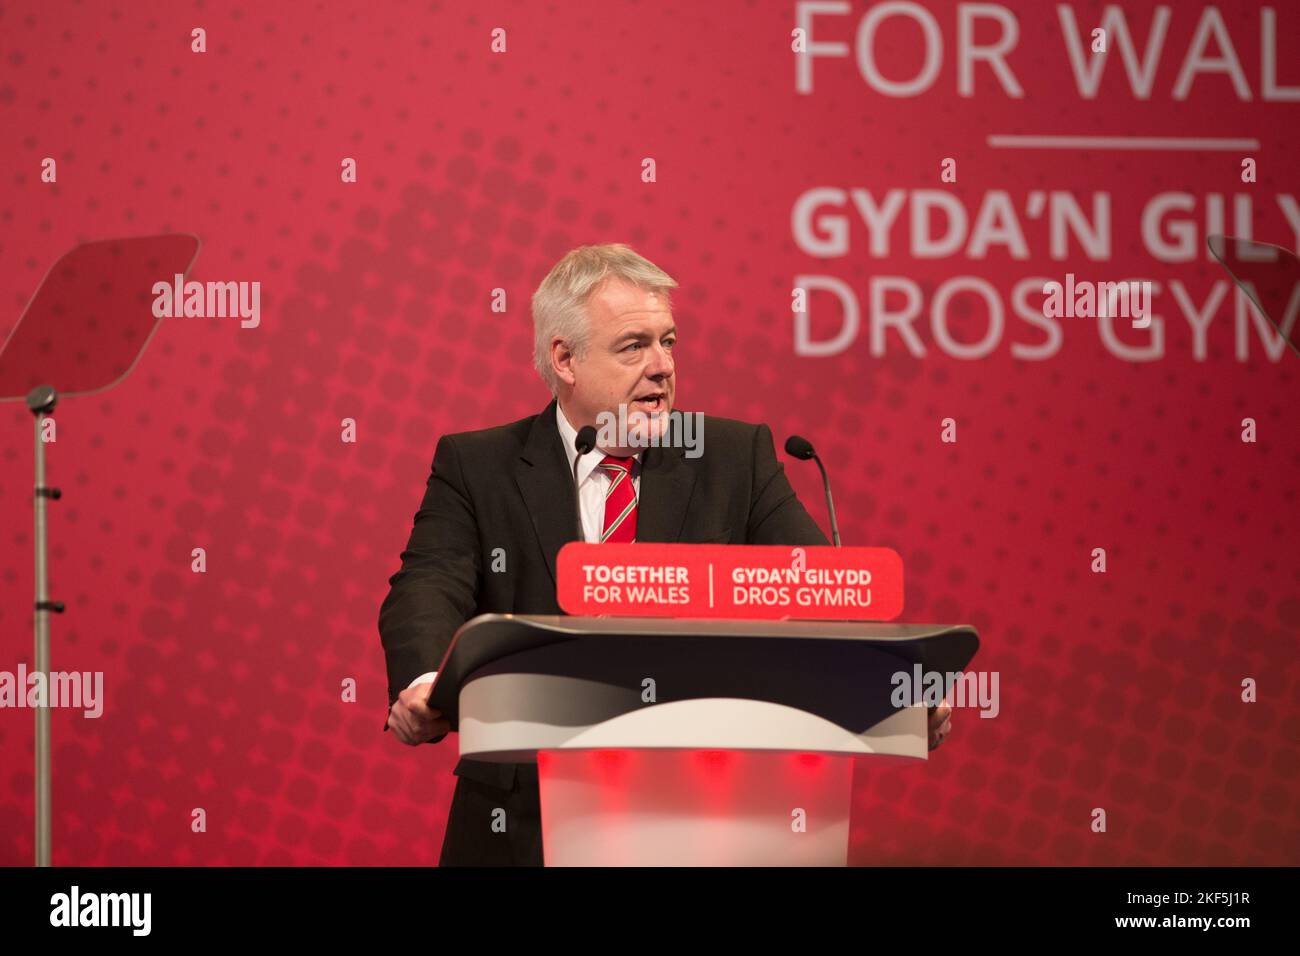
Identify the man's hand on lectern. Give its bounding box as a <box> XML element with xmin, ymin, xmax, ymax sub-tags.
<box><xmin>387</xmin><ymin>685</ymin><xmax>451</xmax><ymax>745</ymax></box>
<box><xmin>927</xmin><ymin>700</ymin><xmax>953</xmax><ymax>751</ymax></box>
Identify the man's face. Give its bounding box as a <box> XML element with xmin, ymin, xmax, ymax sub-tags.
<box><xmin>555</xmin><ymin>277</ymin><xmax>676</xmax><ymax>453</ymax></box>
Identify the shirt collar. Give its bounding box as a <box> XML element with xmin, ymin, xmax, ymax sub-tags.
<box><xmin>555</xmin><ymin>402</ymin><xmax>642</xmax><ymax>486</ymax></box>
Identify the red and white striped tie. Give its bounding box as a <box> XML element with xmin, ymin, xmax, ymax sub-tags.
<box><xmin>597</xmin><ymin>455</ymin><xmax>638</xmax><ymax>543</ymax></box>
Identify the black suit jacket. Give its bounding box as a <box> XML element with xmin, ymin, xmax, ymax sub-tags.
<box><xmin>378</xmin><ymin>398</ymin><xmax>829</xmax><ymax>790</ymax></box>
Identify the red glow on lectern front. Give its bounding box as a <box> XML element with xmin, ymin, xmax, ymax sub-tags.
<box><xmin>537</xmin><ymin>748</ymin><xmax>856</xmax><ymax>866</ymax></box>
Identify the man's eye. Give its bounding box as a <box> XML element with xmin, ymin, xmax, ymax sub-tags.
<box><xmin>663</xmin><ymin>339</ymin><xmax>675</xmax><ymax>349</ymax></box>
<box><xmin>623</xmin><ymin>342</ymin><xmax>641</xmax><ymax>352</ymax></box>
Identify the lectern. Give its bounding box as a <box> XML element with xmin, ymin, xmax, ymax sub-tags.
<box><xmin>428</xmin><ymin>614</ymin><xmax>979</xmax><ymax>866</ymax></box>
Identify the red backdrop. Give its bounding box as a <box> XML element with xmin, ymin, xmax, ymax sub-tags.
<box><xmin>1</xmin><ymin>0</ymin><xmax>1297</xmax><ymax>865</ymax></box>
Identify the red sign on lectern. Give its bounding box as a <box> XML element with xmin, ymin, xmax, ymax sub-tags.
<box><xmin>556</xmin><ymin>543</ymin><xmax>903</xmax><ymax>620</ymax></box>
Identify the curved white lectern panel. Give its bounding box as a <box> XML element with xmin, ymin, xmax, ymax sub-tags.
<box><xmin>460</xmin><ymin>678</ymin><xmax>929</xmax><ymax>761</ymax></box>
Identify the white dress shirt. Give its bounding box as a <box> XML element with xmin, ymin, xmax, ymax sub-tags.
<box><xmin>406</xmin><ymin>403</ymin><xmax>643</xmax><ymax>690</ymax></box>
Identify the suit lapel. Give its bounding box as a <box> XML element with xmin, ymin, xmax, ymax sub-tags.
<box><xmin>513</xmin><ymin>399</ymin><xmax>581</xmax><ymax>588</ymax></box>
<box><xmin>635</xmin><ymin>439</ymin><xmax>697</xmax><ymax>543</ymax></box>
<box><xmin>514</xmin><ymin>402</ymin><xmax>701</xmax><ymax>585</ymax></box>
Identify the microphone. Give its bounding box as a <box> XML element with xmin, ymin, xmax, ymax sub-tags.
<box><xmin>573</xmin><ymin>425</ymin><xmax>597</xmax><ymax>539</ymax></box>
<box><xmin>784</xmin><ymin>434</ymin><xmax>842</xmax><ymax>547</ymax></box>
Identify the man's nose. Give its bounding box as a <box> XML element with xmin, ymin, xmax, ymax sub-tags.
<box><xmin>645</xmin><ymin>341</ymin><xmax>674</xmax><ymax>380</ymax></box>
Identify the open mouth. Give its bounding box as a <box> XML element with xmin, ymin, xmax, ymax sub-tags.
<box><xmin>631</xmin><ymin>393</ymin><xmax>665</xmax><ymax>414</ymax></box>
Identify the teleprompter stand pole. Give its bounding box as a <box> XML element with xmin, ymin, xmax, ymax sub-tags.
<box><xmin>27</xmin><ymin>385</ymin><xmax>64</xmax><ymax>867</ymax></box>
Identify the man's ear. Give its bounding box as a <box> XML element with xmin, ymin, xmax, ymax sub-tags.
<box><xmin>551</xmin><ymin>337</ymin><xmax>578</xmax><ymax>387</ymax></box>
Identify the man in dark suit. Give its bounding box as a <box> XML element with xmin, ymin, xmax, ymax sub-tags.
<box><xmin>379</xmin><ymin>244</ymin><xmax>953</xmax><ymax>866</ymax></box>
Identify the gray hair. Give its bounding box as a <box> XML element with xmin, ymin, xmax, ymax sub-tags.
<box><xmin>531</xmin><ymin>243</ymin><xmax>679</xmax><ymax>394</ymax></box>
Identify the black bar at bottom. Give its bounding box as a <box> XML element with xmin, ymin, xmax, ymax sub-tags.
<box><xmin>0</xmin><ymin>866</ymin><xmax>1287</xmax><ymax>942</ymax></box>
